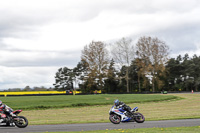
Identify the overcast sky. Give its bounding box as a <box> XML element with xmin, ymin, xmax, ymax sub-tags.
<box><xmin>0</xmin><ymin>0</ymin><xmax>200</xmax><ymax>90</ymax></box>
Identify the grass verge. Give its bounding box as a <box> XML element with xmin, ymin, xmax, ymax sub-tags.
<box><xmin>39</xmin><ymin>126</ymin><xmax>200</xmax><ymax>133</ymax></box>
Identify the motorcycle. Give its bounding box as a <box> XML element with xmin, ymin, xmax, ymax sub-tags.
<box><xmin>0</xmin><ymin>110</ymin><xmax>28</xmax><ymax>128</ymax></box>
<box><xmin>109</xmin><ymin>106</ymin><xmax>145</xmax><ymax>124</ymax></box>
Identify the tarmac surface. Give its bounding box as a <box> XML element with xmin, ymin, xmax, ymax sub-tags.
<box><xmin>0</xmin><ymin>119</ymin><xmax>200</xmax><ymax>133</ymax></box>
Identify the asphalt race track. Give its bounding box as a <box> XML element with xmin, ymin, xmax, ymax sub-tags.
<box><xmin>1</xmin><ymin>119</ymin><xmax>200</xmax><ymax>133</ymax></box>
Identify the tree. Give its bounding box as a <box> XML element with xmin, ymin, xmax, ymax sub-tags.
<box><xmin>128</xmin><ymin>60</ymin><xmax>140</xmax><ymax>92</ymax></box>
<box><xmin>53</xmin><ymin>67</ymin><xmax>74</xmax><ymax>90</ymax></box>
<box><xmin>136</xmin><ymin>36</ymin><xmax>169</xmax><ymax>92</ymax></box>
<box><xmin>23</xmin><ymin>86</ymin><xmax>32</xmax><ymax>91</ymax></box>
<box><xmin>104</xmin><ymin>59</ymin><xmax>119</xmax><ymax>93</ymax></box>
<box><xmin>181</xmin><ymin>54</ymin><xmax>200</xmax><ymax>91</ymax></box>
<box><xmin>135</xmin><ymin>57</ymin><xmax>149</xmax><ymax>92</ymax></box>
<box><xmin>165</xmin><ymin>57</ymin><xmax>183</xmax><ymax>91</ymax></box>
<box><xmin>191</xmin><ymin>54</ymin><xmax>200</xmax><ymax>91</ymax></box>
<box><xmin>33</xmin><ymin>86</ymin><xmax>48</xmax><ymax>91</ymax></box>
<box><xmin>111</xmin><ymin>37</ymin><xmax>135</xmax><ymax>92</ymax></box>
<box><xmin>81</xmin><ymin>41</ymin><xmax>109</xmax><ymax>92</ymax></box>
<box><xmin>73</xmin><ymin>60</ymin><xmax>89</xmax><ymax>92</ymax></box>
<box><xmin>165</xmin><ymin>54</ymin><xmax>200</xmax><ymax>92</ymax></box>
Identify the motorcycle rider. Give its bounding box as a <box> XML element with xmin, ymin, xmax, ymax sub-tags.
<box><xmin>114</xmin><ymin>99</ymin><xmax>134</xmax><ymax>117</ymax></box>
<box><xmin>0</xmin><ymin>100</ymin><xmax>16</xmax><ymax>123</ymax></box>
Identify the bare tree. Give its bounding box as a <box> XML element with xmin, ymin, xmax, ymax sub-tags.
<box><xmin>136</xmin><ymin>36</ymin><xmax>169</xmax><ymax>92</ymax></box>
<box><xmin>111</xmin><ymin>37</ymin><xmax>135</xmax><ymax>93</ymax></box>
<box><xmin>81</xmin><ymin>41</ymin><xmax>109</xmax><ymax>91</ymax></box>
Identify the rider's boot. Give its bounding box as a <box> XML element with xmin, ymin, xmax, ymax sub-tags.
<box><xmin>10</xmin><ymin>122</ymin><xmax>15</xmax><ymax>126</ymax></box>
<box><xmin>0</xmin><ymin>118</ymin><xmax>4</xmax><ymax>123</ymax></box>
<box><xmin>0</xmin><ymin>118</ymin><xmax>5</xmax><ymax>123</ymax></box>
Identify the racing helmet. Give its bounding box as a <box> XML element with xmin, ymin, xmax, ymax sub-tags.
<box><xmin>114</xmin><ymin>99</ymin><xmax>119</xmax><ymax>106</ymax></box>
<box><xmin>0</xmin><ymin>100</ymin><xmax>2</xmax><ymax>106</ymax></box>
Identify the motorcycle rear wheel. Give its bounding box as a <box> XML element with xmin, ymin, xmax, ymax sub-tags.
<box><xmin>14</xmin><ymin>116</ymin><xmax>28</xmax><ymax>128</ymax></box>
<box><xmin>109</xmin><ymin>114</ymin><xmax>121</xmax><ymax>124</ymax></box>
<box><xmin>134</xmin><ymin>113</ymin><xmax>145</xmax><ymax>123</ymax></box>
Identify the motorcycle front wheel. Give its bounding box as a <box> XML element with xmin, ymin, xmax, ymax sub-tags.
<box><xmin>134</xmin><ymin>113</ymin><xmax>145</xmax><ymax>123</ymax></box>
<box><xmin>14</xmin><ymin>116</ymin><xmax>28</xmax><ymax>128</ymax></box>
<box><xmin>109</xmin><ymin>114</ymin><xmax>121</xmax><ymax>124</ymax></box>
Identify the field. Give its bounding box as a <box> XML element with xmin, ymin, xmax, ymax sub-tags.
<box><xmin>0</xmin><ymin>94</ymin><xmax>177</xmax><ymax>110</ymax></box>
<box><xmin>1</xmin><ymin>93</ymin><xmax>200</xmax><ymax>125</ymax></box>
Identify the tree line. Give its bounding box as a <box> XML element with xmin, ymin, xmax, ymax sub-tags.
<box><xmin>3</xmin><ymin>86</ymin><xmax>54</xmax><ymax>92</ymax></box>
<box><xmin>53</xmin><ymin>36</ymin><xmax>200</xmax><ymax>93</ymax></box>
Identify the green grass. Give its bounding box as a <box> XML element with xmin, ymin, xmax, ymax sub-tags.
<box><xmin>0</xmin><ymin>94</ymin><xmax>178</xmax><ymax>110</ymax></box>
<box><xmin>20</xmin><ymin>93</ymin><xmax>200</xmax><ymax>125</ymax></box>
<box><xmin>39</xmin><ymin>126</ymin><xmax>200</xmax><ymax>133</ymax></box>
<box><xmin>0</xmin><ymin>93</ymin><xmax>198</xmax><ymax>125</ymax></box>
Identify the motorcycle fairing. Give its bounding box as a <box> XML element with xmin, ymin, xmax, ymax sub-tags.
<box><xmin>132</xmin><ymin>107</ymin><xmax>138</xmax><ymax>112</ymax></box>
<box><xmin>122</xmin><ymin>117</ymin><xmax>132</xmax><ymax>122</ymax></box>
<box><xmin>113</xmin><ymin>109</ymin><xmax>124</xmax><ymax>115</ymax></box>
<box><xmin>13</xmin><ymin>110</ymin><xmax>22</xmax><ymax>115</ymax></box>
<box><xmin>1</xmin><ymin>114</ymin><xmax>6</xmax><ymax>118</ymax></box>
<box><xmin>110</xmin><ymin>106</ymin><xmax>132</xmax><ymax>122</ymax></box>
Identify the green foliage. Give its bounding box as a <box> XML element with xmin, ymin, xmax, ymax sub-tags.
<box><xmin>165</xmin><ymin>54</ymin><xmax>200</xmax><ymax>91</ymax></box>
<box><xmin>53</xmin><ymin>67</ymin><xmax>74</xmax><ymax>90</ymax></box>
<box><xmin>104</xmin><ymin>59</ymin><xmax>120</xmax><ymax>93</ymax></box>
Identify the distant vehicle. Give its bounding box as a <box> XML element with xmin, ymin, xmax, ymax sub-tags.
<box><xmin>66</xmin><ymin>90</ymin><xmax>73</xmax><ymax>95</ymax></box>
<box><xmin>109</xmin><ymin>106</ymin><xmax>145</xmax><ymax>124</ymax></box>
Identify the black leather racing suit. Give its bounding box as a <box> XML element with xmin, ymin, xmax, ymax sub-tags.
<box><xmin>115</xmin><ymin>101</ymin><xmax>133</xmax><ymax>116</ymax></box>
<box><xmin>0</xmin><ymin>104</ymin><xmax>14</xmax><ymax>122</ymax></box>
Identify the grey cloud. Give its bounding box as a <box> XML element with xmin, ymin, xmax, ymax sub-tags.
<box><xmin>92</xmin><ymin>0</ymin><xmax>200</xmax><ymax>15</ymax></box>
<box><xmin>0</xmin><ymin>41</ymin><xmax>8</xmax><ymax>49</ymax></box>
<box><xmin>1</xmin><ymin>0</ymin><xmax>199</xmax><ymax>39</ymax></box>
<box><xmin>0</xmin><ymin>13</ymin><xmax>51</xmax><ymax>39</ymax></box>
<box><xmin>152</xmin><ymin>23</ymin><xmax>200</xmax><ymax>55</ymax></box>
<box><xmin>0</xmin><ymin>49</ymin><xmax>81</xmax><ymax>68</ymax></box>
<box><xmin>128</xmin><ymin>23</ymin><xmax>200</xmax><ymax>59</ymax></box>
<box><xmin>0</xmin><ymin>3</ymin><xmax>100</xmax><ymax>39</ymax></box>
